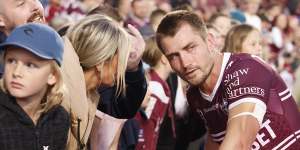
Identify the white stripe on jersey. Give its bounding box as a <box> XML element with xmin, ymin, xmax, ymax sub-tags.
<box><xmin>211</xmin><ymin>131</ymin><xmax>226</xmax><ymax>137</ymax></box>
<box><xmin>228</xmin><ymin>97</ymin><xmax>266</xmax><ymax>110</ymax></box>
<box><xmin>281</xmin><ymin>92</ymin><xmax>292</xmax><ymax>101</ymax></box>
<box><xmin>149</xmin><ymin>81</ymin><xmax>169</xmax><ymax>104</ymax></box>
<box><xmin>296</xmin><ymin>129</ymin><xmax>300</xmax><ymax>139</ymax></box>
<box><xmin>295</xmin><ymin>129</ymin><xmax>300</xmax><ymax>135</ymax></box>
<box><xmin>279</xmin><ymin>88</ymin><xmax>289</xmax><ymax>96</ymax></box>
<box><xmin>281</xmin><ymin>138</ymin><xmax>297</xmax><ymax>150</ymax></box>
<box><xmin>271</xmin><ymin>129</ymin><xmax>300</xmax><ymax>150</ymax></box>
<box><xmin>212</xmin><ymin>136</ymin><xmax>225</xmax><ymax>142</ymax></box>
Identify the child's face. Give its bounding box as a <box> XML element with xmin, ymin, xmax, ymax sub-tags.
<box><xmin>213</xmin><ymin>16</ymin><xmax>231</xmax><ymax>37</ymax></box>
<box><xmin>242</xmin><ymin>30</ymin><xmax>262</xmax><ymax>56</ymax></box>
<box><xmin>3</xmin><ymin>47</ymin><xmax>56</xmax><ymax>100</ymax></box>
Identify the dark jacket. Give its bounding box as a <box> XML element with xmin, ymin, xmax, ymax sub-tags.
<box><xmin>98</xmin><ymin>62</ymin><xmax>147</xmax><ymax>118</ymax></box>
<box><xmin>157</xmin><ymin>73</ymin><xmax>207</xmax><ymax>150</ymax></box>
<box><xmin>0</xmin><ymin>90</ymin><xmax>70</xmax><ymax>150</ymax></box>
<box><xmin>98</xmin><ymin>62</ymin><xmax>147</xmax><ymax>149</ymax></box>
<box><xmin>0</xmin><ymin>31</ymin><xmax>6</xmax><ymax>77</ymax></box>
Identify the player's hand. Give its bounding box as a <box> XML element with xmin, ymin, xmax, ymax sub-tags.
<box><xmin>126</xmin><ymin>24</ymin><xmax>145</xmax><ymax>72</ymax></box>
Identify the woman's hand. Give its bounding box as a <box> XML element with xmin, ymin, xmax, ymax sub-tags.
<box><xmin>126</xmin><ymin>24</ymin><xmax>145</xmax><ymax>72</ymax></box>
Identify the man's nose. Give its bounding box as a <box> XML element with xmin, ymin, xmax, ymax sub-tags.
<box><xmin>179</xmin><ymin>51</ymin><xmax>191</xmax><ymax>68</ymax></box>
<box><xmin>29</xmin><ymin>0</ymin><xmax>41</xmax><ymax>12</ymax></box>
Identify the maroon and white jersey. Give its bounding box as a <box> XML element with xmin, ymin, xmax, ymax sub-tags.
<box><xmin>187</xmin><ymin>53</ymin><xmax>300</xmax><ymax>150</ymax></box>
<box><xmin>135</xmin><ymin>70</ymin><xmax>173</xmax><ymax>150</ymax></box>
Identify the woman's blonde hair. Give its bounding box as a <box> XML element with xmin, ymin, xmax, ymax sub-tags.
<box><xmin>142</xmin><ymin>36</ymin><xmax>162</xmax><ymax>67</ymax></box>
<box><xmin>222</xmin><ymin>24</ymin><xmax>257</xmax><ymax>53</ymax></box>
<box><xmin>67</xmin><ymin>14</ymin><xmax>131</xmax><ymax>95</ymax></box>
<box><xmin>1</xmin><ymin>61</ymin><xmax>66</xmax><ymax>114</ymax></box>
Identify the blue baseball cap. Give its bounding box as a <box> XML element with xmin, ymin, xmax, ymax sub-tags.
<box><xmin>0</xmin><ymin>23</ymin><xmax>64</xmax><ymax>66</ymax></box>
<box><xmin>230</xmin><ymin>10</ymin><xmax>246</xmax><ymax>24</ymax></box>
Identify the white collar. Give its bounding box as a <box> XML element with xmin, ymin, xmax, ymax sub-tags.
<box><xmin>199</xmin><ymin>53</ymin><xmax>231</xmax><ymax>102</ymax></box>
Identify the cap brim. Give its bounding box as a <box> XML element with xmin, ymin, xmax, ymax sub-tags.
<box><xmin>0</xmin><ymin>42</ymin><xmax>53</xmax><ymax>60</ymax></box>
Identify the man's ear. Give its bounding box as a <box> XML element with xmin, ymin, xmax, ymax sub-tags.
<box><xmin>206</xmin><ymin>33</ymin><xmax>217</xmax><ymax>52</ymax></box>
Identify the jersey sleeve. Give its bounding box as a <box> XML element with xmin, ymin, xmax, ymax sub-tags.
<box><xmin>224</xmin><ymin>57</ymin><xmax>273</xmax><ymax>110</ymax></box>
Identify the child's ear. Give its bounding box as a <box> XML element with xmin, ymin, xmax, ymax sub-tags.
<box><xmin>0</xmin><ymin>15</ymin><xmax>6</xmax><ymax>29</ymax></box>
<box><xmin>47</xmin><ymin>73</ymin><xmax>57</xmax><ymax>85</ymax></box>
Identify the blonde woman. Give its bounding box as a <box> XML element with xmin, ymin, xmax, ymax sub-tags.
<box><xmin>67</xmin><ymin>15</ymin><xmax>130</xmax><ymax>95</ymax></box>
<box><xmin>222</xmin><ymin>24</ymin><xmax>263</xmax><ymax>57</ymax></box>
<box><xmin>66</xmin><ymin>14</ymin><xmax>132</xmax><ymax>149</ymax></box>
<box><xmin>0</xmin><ymin>23</ymin><xmax>69</xmax><ymax>149</ymax></box>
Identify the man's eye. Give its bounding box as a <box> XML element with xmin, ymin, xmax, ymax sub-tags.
<box><xmin>187</xmin><ymin>45</ymin><xmax>197</xmax><ymax>52</ymax></box>
<box><xmin>17</xmin><ymin>1</ymin><xmax>25</xmax><ymax>6</ymax></box>
<box><xmin>188</xmin><ymin>46</ymin><xmax>195</xmax><ymax>51</ymax></box>
<box><xmin>168</xmin><ymin>55</ymin><xmax>176</xmax><ymax>61</ymax></box>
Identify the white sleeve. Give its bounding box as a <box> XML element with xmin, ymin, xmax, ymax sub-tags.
<box><xmin>228</xmin><ymin>97</ymin><xmax>267</xmax><ymax>126</ymax></box>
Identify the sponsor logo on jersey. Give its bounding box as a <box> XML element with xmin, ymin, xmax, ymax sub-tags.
<box><xmin>224</xmin><ymin>68</ymin><xmax>249</xmax><ymax>84</ymax></box>
<box><xmin>252</xmin><ymin>119</ymin><xmax>276</xmax><ymax>150</ymax></box>
<box><xmin>226</xmin><ymin>86</ymin><xmax>265</xmax><ymax>99</ymax></box>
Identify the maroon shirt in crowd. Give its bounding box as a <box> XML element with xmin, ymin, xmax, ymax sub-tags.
<box><xmin>135</xmin><ymin>70</ymin><xmax>174</xmax><ymax>150</ymax></box>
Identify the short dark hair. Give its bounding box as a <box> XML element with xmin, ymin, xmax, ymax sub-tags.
<box><xmin>208</xmin><ymin>13</ymin><xmax>229</xmax><ymax>24</ymax></box>
<box><xmin>156</xmin><ymin>10</ymin><xmax>207</xmax><ymax>52</ymax></box>
<box><xmin>87</xmin><ymin>4</ymin><xmax>123</xmax><ymax>22</ymax></box>
<box><xmin>150</xmin><ymin>9</ymin><xmax>167</xmax><ymax>24</ymax></box>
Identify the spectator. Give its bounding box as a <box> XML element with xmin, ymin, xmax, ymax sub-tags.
<box><xmin>67</xmin><ymin>14</ymin><xmax>140</xmax><ymax>149</ymax></box>
<box><xmin>87</xmin><ymin>4</ymin><xmax>148</xmax><ymax>150</ymax></box>
<box><xmin>207</xmin><ymin>23</ymin><xmax>226</xmax><ymax>52</ymax></box>
<box><xmin>239</xmin><ymin>0</ymin><xmax>262</xmax><ymax>30</ymax></box>
<box><xmin>0</xmin><ymin>23</ymin><xmax>69</xmax><ymax>149</ymax></box>
<box><xmin>140</xmin><ymin>9</ymin><xmax>167</xmax><ymax>39</ymax></box>
<box><xmin>135</xmin><ymin>36</ymin><xmax>175</xmax><ymax>150</ymax></box>
<box><xmin>0</xmin><ymin>0</ymin><xmax>45</xmax><ymax>35</ymax></box>
<box><xmin>109</xmin><ymin>0</ymin><xmax>132</xmax><ymax>20</ymax></box>
<box><xmin>45</xmin><ymin>0</ymin><xmax>64</xmax><ymax>23</ymax></box>
<box><xmin>222</xmin><ymin>24</ymin><xmax>263</xmax><ymax>57</ymax></box>
<box><xmin>125</xmin><ymin>0</ymin><xmax>153</xmax><ymax>29</ymax></box>
<box><xmin>208</xmin><ymin>13</ymin><xmax>232</xmax><ymax>41</ymax></box>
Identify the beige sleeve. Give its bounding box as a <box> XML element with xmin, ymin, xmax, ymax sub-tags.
<box><xmin>61</xmin><ymin>36</ymin><xmax>91</xmax><ymax>149</ymax></box>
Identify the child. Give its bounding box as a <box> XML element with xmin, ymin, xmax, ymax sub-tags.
<box><xmin>222</xmin><ymin>24</ymin><xmax>263</xmax><ymax>57</ymax></box>
<box><xmin>135</xmin><ymin>36</ymin><xmax>175</xmax><ymax>150</ymax></box>
<box><xmin>0</xmin><ymin>23</ymin><xmax>70</xmax><ymax>150</ymax></box>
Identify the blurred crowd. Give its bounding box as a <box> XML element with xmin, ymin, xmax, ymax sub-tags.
<box><xmin>42</xmin><ymin>0</ymin><xmax>300</xmax><ymax>107</ymax></box>
<box><xmin>0</xmin><ymin>0</ymin><xmax>299</xmax><ymax>149</ymax></box>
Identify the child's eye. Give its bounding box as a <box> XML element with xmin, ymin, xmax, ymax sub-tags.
<box><xmin>26</xmin><ymin>63</ymin><xmax>38</xmax><ymax>68</ymax></box>
<box><xmin>6</xmin><ymin>58</ymin><xmax>17</xmax><ymax>64</ymax></box>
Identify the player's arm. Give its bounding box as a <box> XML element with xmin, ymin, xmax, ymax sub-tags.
<box><xmin>219</xmin><ymin>100</ymin><xmax>266</xmax><ymax>150</ymax></box>
<box><xmin>205</xmin><ymin>134</ymin><xmax>220</xmax><ymax>150</ymax></box>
